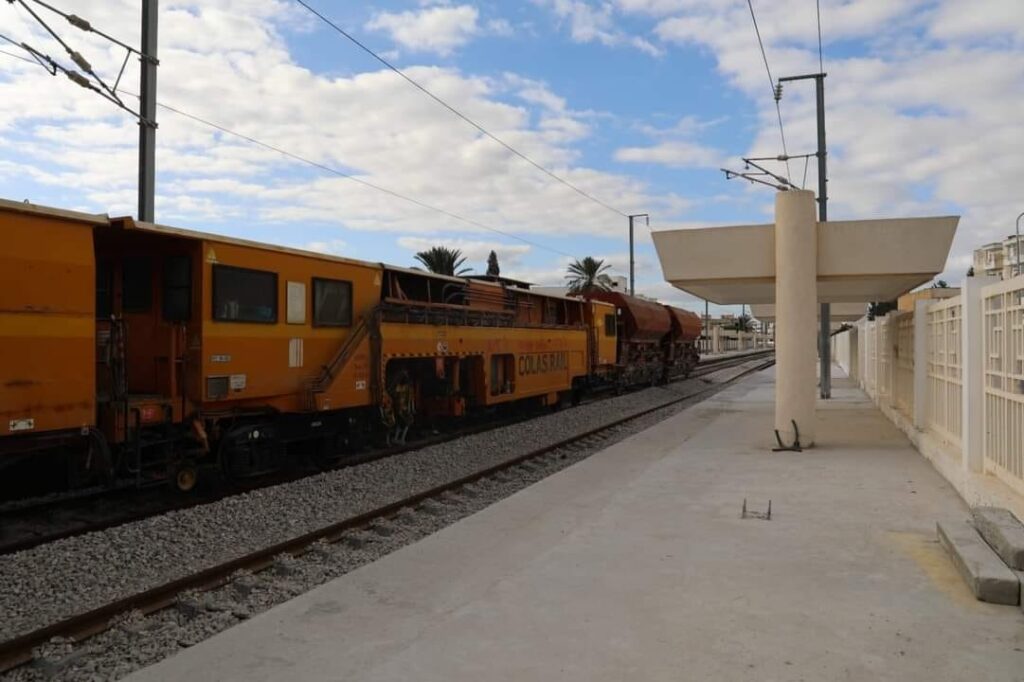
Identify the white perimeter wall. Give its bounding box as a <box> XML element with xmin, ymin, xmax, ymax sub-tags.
<box><xmin>835</xmin><ymin>274</ymin><xmax>1024</xmax><ymax>518</ymax></box>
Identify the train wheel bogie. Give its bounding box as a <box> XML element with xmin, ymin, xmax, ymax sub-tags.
<box><xmin>217</xmin><ymin>421</ymin><xmax>281</xmax><ymax>480</ymax></box>
<box><xmin>170</xmin><ymin>459</ymin><xmax>199</xmax><ymax>493</ymax></box>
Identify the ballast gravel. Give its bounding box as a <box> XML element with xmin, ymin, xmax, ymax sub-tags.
<box><xmin>0</xmin><ymin>359</ymin><xmax>765</xmax><ymax>680</ymax></box>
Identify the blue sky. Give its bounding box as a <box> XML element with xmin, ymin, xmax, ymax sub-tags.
<box><xmin>1</xmin><ymin>0</ymin><xmax>1022</xmax><ymax>315</ymax></box>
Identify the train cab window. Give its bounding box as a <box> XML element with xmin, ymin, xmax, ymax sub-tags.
<box><xmin>490</xmin><ymin>354</ymin><xmax>515</xmax><ymax>396</ymax></box>
<box><xmin>213</xmin><ymin>265</ymin><xmax>277</xmax><ymax>323</ymax></box>
<box><xmin>543</xmin><ymin>299</ymin><xmax>558</xmax><ymax>324</ymax></box>
<box><xmin>313</xmin><ymin>278</ymin><xmax>352</xmax><ymax>327</ymax></box>
<box><xmin>162</xmin><ymin>255</ymin><xmax>192</xmax><ymax>322</ymax></box>
<box><xmin>96</xmin><ymin>260</ymin><xmax>113</xmax><ymax>318</ymax></box>
<box><xmin>122</xmin><ymin>257</ymin><xmax>153</xmax><ymax>313</ymax></box>
<box><xmin>604</xmin><ymin>313</ymin><xmax>617</xmax><ymax>337</ymax></box>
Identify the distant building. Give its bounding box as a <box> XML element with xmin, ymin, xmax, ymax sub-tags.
<box><xmin>972</xmin><ymin>236</ymin><xmax>1023</xmax><ymax>279</ymax></box>
<box><xmin>897</xmin><ymin>286</ymin><xmax>960</xmax><ymax>312</ymax></box>
<box><xmin>973</xmin><ymin>242</ymin><xmax>1004</xmax><ymax>278</ymax></box>
<box><xmin>1005</xmin><ymin>235</ymin><xmax>1023</xmax><ymax>278</ymax></box>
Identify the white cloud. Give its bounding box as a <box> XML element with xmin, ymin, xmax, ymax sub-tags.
<box><xmin>615</xmin><ymin>114</ymin><xmax>727</xmax><ymax>169</ymax></box>
<box><xmin>397</xmin><ymin>236</ymin><xmax>531</xmax><ymax>266</ymax></box>
<box><xmin>366</xmin><ymin>4</ymin><xmax>481</xmax><ymax>56</ymax></box>
<box><xmin>636</xmin><ymin>0</ymin><xmax>1024</xmax><ymax>283</ymax></box>
<box><xmin>631</xmin><ymin>114</ymin><xmax>727</xmax><ymax>139</ymax></box>
<box><xmin>613</xmin><ymin>0</ymin><xmax>688</xmax><ymax>17</ymax></box>
<box><xmin>615</xmin><ymin>140</ymin><xmax>726</xmax><ymax>168</ymax></box>
<box><xmin>0</xmin><ymin>0</ymin><xmax>675</xmax><ymax>249</ymax></box>
<box><xmin>486</xmin><ymin>18</ymin><xmax>514</xmax><ymax>37</ymax></box>
<box><xmin>304</xmin><ymin>239</ymin><xmax>348</xmax><ymax>256</ymax></box>
<box><xmin>536</xmin><ymin>0</ymin><xmax>663</xmax><ymax>56</ymax></box>
<box><xmin>509</xmin><ymin>77</ymin><xmax>567</xmax><ymax>112</ymax></box>
<box><xmin>929</xmin><ymin>0</ymin><xmax>1024</xmax><ymax>42</ymax></box>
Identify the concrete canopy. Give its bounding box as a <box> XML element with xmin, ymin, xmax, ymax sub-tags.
<box><xmin>749</xmin><ymin>302</ymin><xmax>867</xmax><ymax>323</ymax></box>
<box><xmin>652</xmin><ymin>217</ymin><xmax>958</xmax><ymax>305</ymax></box>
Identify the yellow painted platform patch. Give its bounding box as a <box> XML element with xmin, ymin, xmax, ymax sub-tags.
<box><xmin>886</xmin><ymin>530</ymin><xmax>982</xmax><ymax>610</ymax></box>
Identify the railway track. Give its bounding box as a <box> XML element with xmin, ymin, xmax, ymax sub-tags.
<box><xmin>0</xmin><ymin>349</ymin><xmax>773</xmax><ymax>558</ymax></box>
<box><xmin>0</xmin><ymin>352</ymin><xmax>772</xmax><ymax>676</ymax></box>
<box><xmin>0</xmin><ymin>349</ymin><xmax>773</xmax><ymax>556</ymax></box>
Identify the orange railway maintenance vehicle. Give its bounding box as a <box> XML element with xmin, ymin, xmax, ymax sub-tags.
<box><xmin>0</xmin><ymin>198</ymin><xmax>700</xmax><ymax>496</ymax></box>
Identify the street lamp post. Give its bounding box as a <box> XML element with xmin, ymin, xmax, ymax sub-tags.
<box><xmin>628</xmin><ymin>213</ymin><xmax>649</xmax><ymax>296</ymax></box>
<box><xmin>138</xmin><ymin>0</ymin><xmax>159</xmax><ymax>222</ymax></box>
<box><xmin>704</xmin><ymin>299</ymin><xmax>710</xmax><ymax>353</ymax></box>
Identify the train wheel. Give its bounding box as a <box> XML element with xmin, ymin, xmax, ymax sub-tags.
<box><xmin>171</xmin><ymin>459</ymin><xmax>198</xmax><ymax>493</ymax></box>
<box><xmin>309</xmin><ymin>435</ymin><xmax>342</xmax><ymax>472</ymax></box>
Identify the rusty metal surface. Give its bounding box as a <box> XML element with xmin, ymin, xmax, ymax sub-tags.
<box><xmin>586</xmin><ymin>291</ymin><xmax>671</xmax><ymax>344</ymax></box>
<box><xmin>665</xmin><ymin>305</ymin><xmax>702</xmax><ymax>343</ymax></box>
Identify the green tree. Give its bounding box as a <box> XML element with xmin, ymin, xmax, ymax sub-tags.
<box><xmin>414</xmin><ymin>246</ymin><xmax>471</xmax><ymax>276</ymax></box>
<box><xmin>565</xmin><ymin>256</ymin><xmax>614</xmax><ymax>294</ymax></box>
<box><xmin>486</xmin><ymin>250</ymin><xmax>500</xmax><ymax>276</ymax></box>
<box><xmin>931</xmin><ymin>279</ymin><xmax>949</xmax><ymax>288</ymax></box>
<box><xmin>867</xmin><ymin>300</ymin><xmax>897</xmax><ymax>320</ymax></box>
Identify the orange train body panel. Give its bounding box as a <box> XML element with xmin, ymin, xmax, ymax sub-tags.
<box><xmin>0</xmin><ymin>204</ymin><xmax>101</xmax><ymax>436</ymax></box>
<box><xmin>0</xmin><ymin>197</ymin><xmax>701</xmax><ymax>493</ymax></box>
<box><xmin>374</xmin><ymin>322</ymin><xmax>588</xmax><ymax>407</ymax></box>
<box><xmin>193</xmin><ymin>236</ymin><xmax>384</xmax><ymax>414</ymax></box>
<box><xmin>584</xmin><ymin>300</ymin><xmax>618</xmax><ymax>370</ymax></box>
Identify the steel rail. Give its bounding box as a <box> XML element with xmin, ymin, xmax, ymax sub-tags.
<box><xmin>0</xmin><ymin>349</ymin><xmax>772</xmax><ymax>556</ymax></box>
<box><xmin>0</xmin><ymin>355</ymin><xmax>773</xmax><ymax>673</ymax></box>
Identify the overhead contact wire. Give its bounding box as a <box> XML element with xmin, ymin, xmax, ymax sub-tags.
<box><xmin>0</xmin><ymin>48</ymin><xmax>36</xmax><ymax>65</ymax></box>
<box><xmin>147</xmin><ymin>100</ymin><xmax>575</xmax><ymax>258</ymax></box>
<box><xmin>746</xmin><ymin>0</ymin><xmax>793</xmax><ymax>182</ymax></box>
<box><xmin>0</xmin><ymin>44</ymin><xmax>571</xmax><ymax>257</ymax></box>
<box><xmin>292</xmin><ymin>0</ymin><xmax>628</xmax><ymax>219</ymax></box>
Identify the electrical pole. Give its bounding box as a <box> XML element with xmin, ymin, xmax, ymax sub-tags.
<box><xmin>627</xmin><ymin>213</ymin><xmax>649</xmax><ymax>296</ymax></box>
<box><xmin>705</xmin><ymin>299</ymin><xmax>709</xmax><ymax>353</ymax></box>
<box><xmin>778</xmin><ymin>72</ymin><xmax>829</xmax><ymax>398</ymax></box>
<box><xmin>138</xmin><ymin>0</ymin><xmax>158</xmax><ymax>222</ymax></box>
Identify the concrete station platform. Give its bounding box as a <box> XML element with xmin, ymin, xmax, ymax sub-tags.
<box><xmin>130</xmin><ymin>367</ymin><xmax>1024</xmax><ymax>682</ymax></box>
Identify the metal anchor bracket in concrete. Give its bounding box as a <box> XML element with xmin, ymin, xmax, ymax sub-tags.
<box><xmin>741</xmin><ymin>498</ymin><xmax>772</xmax><ymax>520</ymax></box>
<box><xmin>772</xmin><ymin>419</ymin><xmax>803</xmax><ymax>452</ymax></box>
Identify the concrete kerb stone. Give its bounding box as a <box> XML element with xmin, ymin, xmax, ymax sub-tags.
<box><xmin>972</xmin><ymin>506</ymin><xmax>1024</xmax><ymax>570</ymax></box>
<box><xmin>937</xmin><ymin>521</ymin><xmax>1020</xmax><ymax>605</ymax></box>
<box><xmin>1014</xmin><ymin>571</ymin><xmax>1024</xmax><ymax>615</ymax></box>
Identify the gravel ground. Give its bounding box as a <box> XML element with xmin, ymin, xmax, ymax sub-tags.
<box><xmin>0</xmin><ymin>359</ymin><xmax>766</xmax><ymax>660</ymax></box>
<box><xmin>3</xmin><ymin>448</ymin><xmax>587</xmax><ymax>681</ymax></box>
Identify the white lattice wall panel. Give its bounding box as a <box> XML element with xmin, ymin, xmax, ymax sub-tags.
<box><xmin>877</xmin><ymin>317</ymin><xmax>892</xmax><ymax>401</ymax></box>
<box><xmin>926</xmin><ymin>296</ymin><xmax>962</xmax><ymax>446</ymax></box>
<box><xmin>863</xmin><ymin>320</ymin><xmax>877</xmax><ymax>396</ymax></box>
<box><xmin>983</xmin><ymin>276</ymin><xmax>1024</xmax><ymax>491</ymax></box>
<box><xmin>894</xmin><ymin>312</ymin><xmax>915</xmax><ymax>417</ymax></box>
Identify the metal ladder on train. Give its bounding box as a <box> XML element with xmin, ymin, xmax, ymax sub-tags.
<box><xmin>303</xmin><ymin>308</ymin><xmax>380</xmax><ymax>410</ymax></box>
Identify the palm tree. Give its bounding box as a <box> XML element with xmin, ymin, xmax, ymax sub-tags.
<box><xmin>414</xmin><ymin>246</ymin><xmax>471</xmax><ymax>276</ymax></box>
<box><xmin>565</xmin><ymin>257</ymin><xmax>614</xmax><ymax>294</ymax></box>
